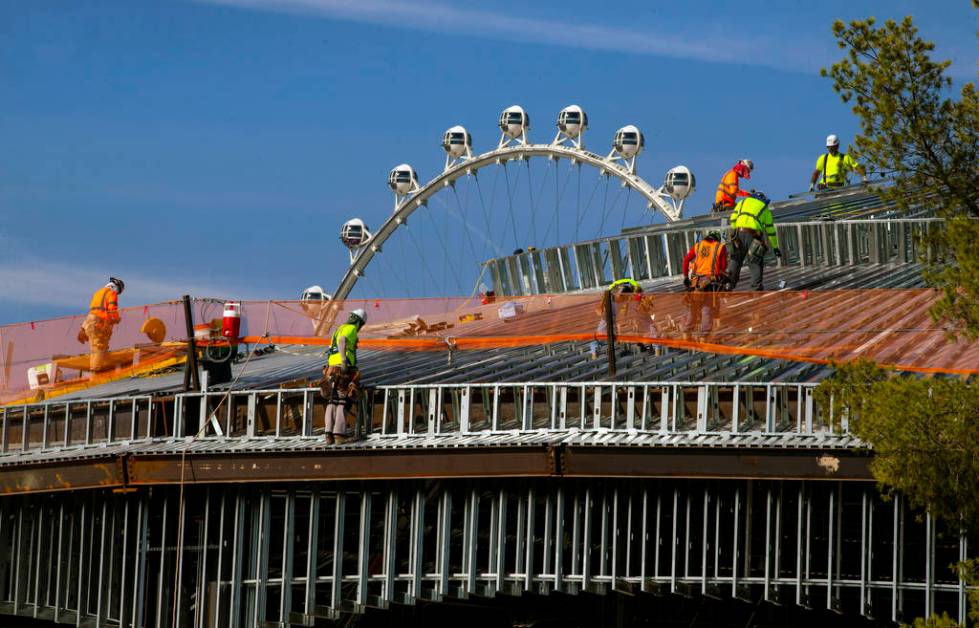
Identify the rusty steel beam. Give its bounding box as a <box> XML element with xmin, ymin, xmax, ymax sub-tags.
<box><xmin>0</xmin><ymin>445</ymin><xmax>873</xmax><ymax>495</ymax></box>
<box><xmin>127</xmin><ymin>447</ymin><xmax>559</xmax><ymax>485</ymax></box>
<box><xmin>560</xmin><ymin>446</ymin><xmax>873</xmax><ymax>481</ymax></box>
<box><xmin>0</xmin><ymin>457</ymin><xmax>125</xmax><ymax>494</ymax></box>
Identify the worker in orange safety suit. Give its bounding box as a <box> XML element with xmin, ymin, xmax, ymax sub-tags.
<box><xmin>80</xmin><ymin>277</ymin><xmax>124</xmax><ymax>372</ymax></box>
<box><xmin>681</xmin><ymin>231</ymin><xmax>728</xmax><ymax>333</ymax></box>
<box><xmin>713</xmin><ymin>159</ymin><xmax>753</xmax><ymax>212</ymax></box>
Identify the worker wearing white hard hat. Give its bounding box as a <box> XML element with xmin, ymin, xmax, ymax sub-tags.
<box><xmin>809</xmin><ymin>134</ymin><xmax>864</xmax><ymax>191</ymax></box>
<box><xmin>320</xmin><ymin>308</ymin><xmax>368</xmax><ymax>444</ymax></box>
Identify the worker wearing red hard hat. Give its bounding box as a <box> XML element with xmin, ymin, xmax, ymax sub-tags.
<box><xmin>713</xmin><ymin>159</ymin><xmax>753</xmax><ymax>213</ymax></box>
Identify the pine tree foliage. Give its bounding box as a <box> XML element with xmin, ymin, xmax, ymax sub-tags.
<box><xmin>822</xmin><ymin>14</ymin><xmax>979</xmax><ymax>336</ymax></box>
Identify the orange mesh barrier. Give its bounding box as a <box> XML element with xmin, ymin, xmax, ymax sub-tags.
<box><xmin>2</xmin><ymin>290</ymin><xmax>978</xmax><ymax>405</ymax></box>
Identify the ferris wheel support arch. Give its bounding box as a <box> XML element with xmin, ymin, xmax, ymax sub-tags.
<box><xmin>333</xmin><ymin>142</ymin><xmax>685</xmax><ymax>301</ymax></box>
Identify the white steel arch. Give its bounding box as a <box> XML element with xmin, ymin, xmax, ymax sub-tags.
<box><xmin>334</xmin><ymin>142</ymin><xmax>684</xmax><ymax>301</ymax></box>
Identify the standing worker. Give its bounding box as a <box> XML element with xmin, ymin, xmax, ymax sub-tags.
<box><xmin>681</xmin><ymin>231</ymin><xmax>728</xmax><ymax>333</ymax></box>
<box><xmin>727</xmin><ymin>193</ymin><xmax>781</xmax><ymax>290</ymax></box>
<box><xmin>809</xmin><ymin>135</ymin><xmax>865</xmax><ymax>191</ymax></box>
<box><xmin>713</xmin><ymin>159</ymin><xmax>753</xmax><ymax>212</ymax></box>
<box><xmin>79</xmin><ymin>277</ymin><xmax>124</xmax><ymax>372</ymax></box>
<box><xmin>320</xmin><ymin>308</ymin><xmax>367</xmax><ymax>444</ymax></box>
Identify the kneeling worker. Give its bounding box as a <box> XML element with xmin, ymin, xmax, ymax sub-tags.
<box><xmin>321</xmin><ymin>308</ymin><xmax>367</xmax><ymax>444</ymax></box>
<box><xmin>80</xmin><ymin>277</ymin><xmax>124</xmax><ymax>372</ymax></box>
<box><xmin>727</xmin><ymin>193</ymin><xmax>781</xmax><ymax>290</ymax></box>
<box><xmin>681</xmin><ymin>231</ymin><xmax>728</xmax><ymax>333</ymax></box>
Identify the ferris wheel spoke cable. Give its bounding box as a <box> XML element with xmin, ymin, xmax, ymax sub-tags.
<box><xmin>575</xmin><ymin>163</ymin><xmax>582</xmax><ymax>242</ymax></box>
<box><xmin>405</xmin><ymin>224</ymin><xmax>443</xmax><ymax>292</ymax></box>
<box><xmin>620</xmin><ymin>186</ymin><xmax>634</xmax><ymax>233</ymax></box>
<box><xmin>472</xmin><ymin>174</ymin><xmax>497</xmax><ymax>264</ymax></box>
<box><xmin>596</xmin><ymin>174</ymin><xmax>613</xmax><ymax>236</ymax></box>
<box><xmin>524</xmin><ymin>159</ymin><xmax>538</xmax><ymax>247</ymax></box>
<box><xmin>540</xmin><ymin>164</ymin><xmax>574</xmax><ymax>245</ymax></box>
<box><xmin>501</xmin><ymin>163</ymin><xmax>521</xmax><ymax>252</ymax></box>
<box><xmin>574</xmin><ymin>166</ymin><xmax>603</xmax><ymax>242</ymax></box>
<box><xmin>423</xmin><ymin>204</ymin><xmax>464</xmax><ymax>294</ymax></box>
<box><xmin>379</xmin><ymin>246</ymin><xmax>411</xmax><ymax>298</ymax></box>
<box><xmin>528</xmin><ymin>158</ymin><xmax>554</xmax><ymax>246</ymax></box>
<box><xmin>450</xmin><ymin>184</ymin><xmax>482</xmax><ymax>281</ymax></box>
<box><xmin>601</xmin><ymin>184</ymin><xmax>629</xmax><ymax>236</ymax></box>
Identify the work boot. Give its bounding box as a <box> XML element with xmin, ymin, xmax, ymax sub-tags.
<box><xmin>333</xmin><ymin>434</ymin><xmax>348</xmax><ymax>445</ymax></box>
<box><xmin>323</xmin><ymin>433</ymin><xmax>334</xmax><ymax>445</ymax></box>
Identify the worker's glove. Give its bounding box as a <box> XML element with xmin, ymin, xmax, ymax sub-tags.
<box><xmin>683</xmin><ymin>278</ymin><xmax>691</xmax><ymax>289</ymax></box>
<box><xmin>808</xmin><ymin>184</ymin><xmax>815</xmax><ymax>192</ymax></box>
<box><xmin>773</xmin><ymin>248</ymin><xmax>783</xmax><ymax>259</ymax></box>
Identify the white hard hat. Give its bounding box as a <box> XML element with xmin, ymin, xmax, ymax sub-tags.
<box><xmin>739</xmin><ymin>159</ymin><xmax>754</xmax><ymax>171</ymax></box>
<box><xmin>826</xmin><ymin>134</ymin><xmax>840</xmax><ymax>147</ymax></box>
<box><xmin>350</xmin><ymin>308</ymin><xmax>367</xmax><ymax>324</ymax></box>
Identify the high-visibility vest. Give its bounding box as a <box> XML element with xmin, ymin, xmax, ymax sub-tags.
<box><xmin>690</xmin><ymin>239</ymin><xmax>724</xmax><ymax>281</ymax></box>
<box><xmin>714</xmin><ymin>168</ymin><xmax>742</xmax><ymax>207</ymax></box>
<box><xmin>816</xmin><ymin>152</ymin><xmax>857</xmax><ymax>186</ymax></box>
<box><xmin>327</xmin><ymin>323</ymin><xmax>359</xmax><ymax>367</ymax></box>
<box><xmin>609</xmin><ymin>278</ymin><xmax>640</xmax><ymax>293</ymax></box>
<box><xmin>89</xmin><ymin>287</ymin><xmax>120</xmax><ymax>322</ymax></box>
<box><xmin>729</xmin><ymin>197</ymin><xmax>780</xmax><ymax>250</ymax></box>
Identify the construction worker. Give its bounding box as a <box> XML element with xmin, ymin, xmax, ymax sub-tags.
<box><xmin>809</xmin><ymin>135</ymin><xmax>864</xmax><ymax>191</ymax></box>
<box><xmin>727</xmin><ymin>193</ymin><xmax>781</xmax><ymax>290</ymax></box>
<box><xmin>590</xmin><ymin>279</ymin><xmax>643</xmax><ymax>359</ymax></box>
<box><xmin>79</xmin><ymin>277</ymin><xmax>124</xmax><ymax>372</ymax></box>
<box><xmin>681</xmin><ymin>231</ymin><xmax>728</xmax><ymax>333</ymax></box>
<box><xmin>713</xmin><ymin>159</ymin><xmax>753</xmax><ymax>212</ymax></box>
<box><xmin>320</xmin><ymin>308</ymin><xmax>367</xmax><ymax>444</ymax></box>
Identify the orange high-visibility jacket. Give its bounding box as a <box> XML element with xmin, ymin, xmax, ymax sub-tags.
<box><xmin>89</xmin><ymin>287</ymin><xmax>120</xmax><ymax>323</ymax></box>
<box><xmin>714</xmin><ymin>168</ymin><xmax>750</xmax><ymax>208</ymax></box>
<box><xmin>682</xmin><ymin>239</ymin><xmax>728</xmax><ymax>281</ymax></box>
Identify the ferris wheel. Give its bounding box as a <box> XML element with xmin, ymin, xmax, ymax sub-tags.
<box><xmin>333</xmin><ymin>105</ymin><xmax>696</xmax><ymax>300</ymax></box>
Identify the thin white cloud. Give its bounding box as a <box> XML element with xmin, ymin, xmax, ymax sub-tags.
<box><xmin>193</xmin><ymin>0</ymin><xmax>828</xmax><ymax>74</ymax></box>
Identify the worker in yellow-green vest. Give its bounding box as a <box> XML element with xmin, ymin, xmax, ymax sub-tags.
<box><xmin>320</xmin><ymin>308</ymin><xmax>367</xmax><ymax>444</ymax></box>
<box><xmin>809</xmin><ymin>134</ymin><xmax>865</xmax><ymax>191</ymax></box>
<box><xmin>727</xmin><ymin>193</ymin><xmax>781</xmax><ymax>291</ymax></box>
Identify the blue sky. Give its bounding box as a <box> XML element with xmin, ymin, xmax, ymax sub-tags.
<box><xmin>1</xmin><ymin>0</ymin><xmax>976</xmax><ymax>322</ymax></box>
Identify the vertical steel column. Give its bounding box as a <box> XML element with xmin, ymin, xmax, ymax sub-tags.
<box><xmin>279</xmin><ymin>492</ymin><xmax>295</xmax><ymax>624</ymax></box>
<box><xmin>154</xmin><ymin>497</ymin><xmax>168</xmax><ymax>628</ymax></box>
<box><xmin>553</xmin><ymin>487</ymin><xmax>564</xmax><ymax>592</ymax></box>
<box><xmin>581</xmin><ymin>489</ymin><xmax>592</xmax><ymax>592</ymax></box>
<box><xmin>95</xmin><ymin>499</ymin><xmax>108</xmax><ymax>627</ymax></box>
<box><xmin>408</xmin><ymin>490</ymin><xmax>424</xmax><ymax>601</ymax></box>
<box><xmin>524</xmin><ymin>489</ymin><xmax>535</xmax><ymax>591</ymax></box>
<box><xmin>355</xmin><ymin>492</ymin><xmax>371</xmax><ymax>609</ymax></box>
<box><xmin>731</xmin><ymin>488</ymin><xmax>740</xmax><ymax>599</ymax></box>
<box><xmin>330</xmin><ymin>491</ymin><xmax>345</xmax><ymax>611</ymax></box>
<box><xmin>465</xmin><ymin>489</ymin><xmax>479</xmax><ymax>595</ymax></box>
<box><xmin>303</xmin><ymin>491</ymin><xmax>320</xmax><ymax>619</ymax></box>
<box><xmin>437</xmin><ymin>490</ymin><xmax>451</xmax><ymax>598</ymax></box>
<box><xmin>194</xmin><ymin>491</ymin><xmax>210</xmax><ymax>628</ymax></box>
<box><xmin>229</xmin><ymin>492</ymin><xmax>245</xmax><ymax>628</ymax></box>
<box><xmin>76</xmin><ymin>501</ymin><xmax>88</xmax><ymax>627</ymax></box>
<box><xmin>254</xmin><ymin>491</ymin><xmax>272</xmax><ymax>625</ymax></box>
<box><xmin>382</xmin><ymin>490</ymin><xmax>398</xmax><ymax>605</ymax></box>
<box><xmin>494</xmin><ymin>489</ymin><xmax>507</xmax><ymax>593</ymax></box>
<box><xmin>826</xmin><ymin>488</ymin><xmax>834</xmax><ymax>610</ymax></box>
<box><xmin>131</xmin><ymin>498</ymin><xmax>150</xmax><ymax>628</ymax></box>
<box><xmin>670</xmin><ymin>489</ymin><xmax>678</xmax><ymax>593</ymax></box>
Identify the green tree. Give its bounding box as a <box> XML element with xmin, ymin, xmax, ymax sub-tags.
<box><xmin>821</xmin><ymin>14</ymin><xmax>979</xmax><ymax>335</ymax></box>
<box><xmin>819</xmin><ymin>9</ymin><xmax>979</xmax><ymax>625</ymax></box>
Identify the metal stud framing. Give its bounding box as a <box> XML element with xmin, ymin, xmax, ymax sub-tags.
<box><xmin>0</xmin><ymin>478</ymin><xmax>971</xmax><ymax>627</ymax></box>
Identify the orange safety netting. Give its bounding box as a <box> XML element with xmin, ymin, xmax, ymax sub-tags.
<box><xmin>2</xmin><ymin>290</ymin><xmax>978</xmax><ymax>405</ymax></box>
